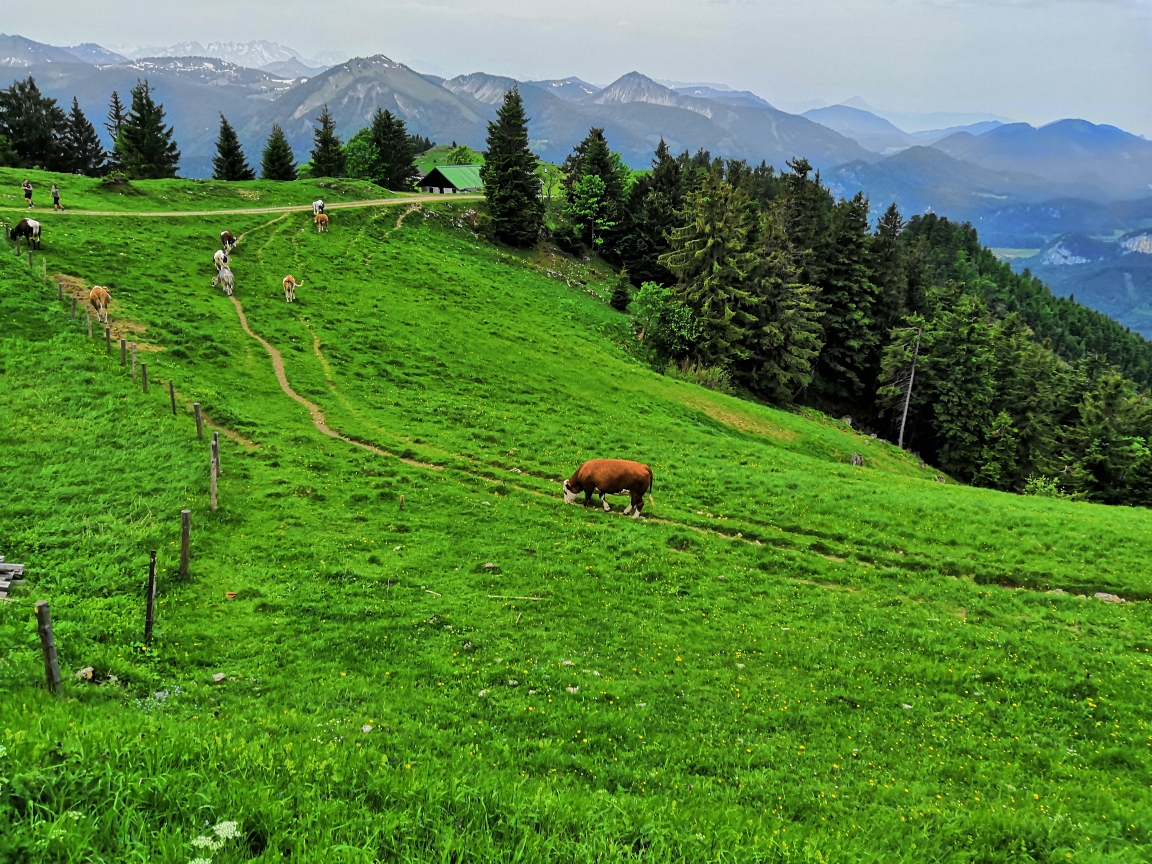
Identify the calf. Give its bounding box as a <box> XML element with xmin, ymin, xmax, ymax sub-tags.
<box><xmin>283</xmin><ymin>275</ymin><xmax>302</xmax><ymax>303</ymax></box>
<box><xmin>212</xmin><ymin>266</ymin><xmax>235</xmax><ymax>296</ymax></box>
<box><xmin>315</xmin><ymin>213</ymin><xmax>329</xmax><ymax>233</ymax></box>
<box><xmin>563</xmin><ymin>459</ymin><xmax>654</xmax><ymax>518</ymax></box>
<box><xmin>89</xmin><ymin>286</ymin><xmax>111</xmax><ymax>325</ymax></box>
<box><xmin>220</xmin><ymin>231</ymin><xmax>237</xmax><ymax>252</ymax></box>
<box><xmin>10</xmin><ymin>218</ymin><xmax>40</xmax><ymax>250</ymax></box>
<box><xmin>312</xmin><ymin>199</ymin><xmax>325</xmax><ymax>216</ymax></box>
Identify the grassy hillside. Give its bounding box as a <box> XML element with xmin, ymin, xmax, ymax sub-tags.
<box><xmin>2</xmin><ymin>172</ymin><xmax>1152</xmax><ymax>862</ymax></box>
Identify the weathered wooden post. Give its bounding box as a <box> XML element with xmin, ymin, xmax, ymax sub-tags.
<box><xmin>57</xmin><ymin>281</ymin><xmax>63</xmax><ymax>300</ymax></box>
<box><xmin>141</xmin><ymin>362</ymin><xmax>148</xmax><ymax>392</ymax></box>
<box><xmin>105</xmin><ymin>327</ymin><xmax>111</xmax><ymax>354</ymax></box>
<box><xmin>144</xmin><ymin>550</ymin><xmax>157</xmax><ymax>642</ymax></box>
<box><xmin>41</xmin><ymin>259</ymin><xmax>46</xmax><ymax>282</ymax></box>
<box><xmin>131</xmin><ymin>343</ymin><xmax>137</xmax><ymax>379</ymax></box>
<box><xmin>120</xmin><ymin>338</ymin><xmax>127</xmax><ymax>366</ymax></box>
<box><xmin>70</xmin><ymin>296</ymin><xmax>76</xmax><ymax>318</ymax></box>
<box><xmin>179</xmin><ymin>510</ymin><xmax>191</xmax><ymax>578</ymax></box>
<box><xmin>28</xmin><ymin>249</ymin><xmax>33</xmax><ymax>269</ymax></box>
<box><xmin>210</xmin><ymin>435</ymin><xmax>219</xmax><ymax>511</ymax></box>
<box><xmin>213</xmin><ymin>431</ymin><xmax>222</xmax><ymax>477</ymax></box>
<box><xmin>193</xmin><ymin>403</ymin><xmax>203</xmax><ymax>440</ymax></box>
<box><xmin>169</xmin><ymin>380</ymin><xmax>177</xmax><ymax>415</ymax></box>
<box><xmin>86</xmin><ymin>316</ymin><xmax>92</xmax><ymax>338</ymax></box>
<box><xmin>35</xmin><ymin>601</ymin><xmax>62</xmax><ymax>695</ymax></box>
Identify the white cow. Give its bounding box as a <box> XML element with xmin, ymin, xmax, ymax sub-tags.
<box><xmin>212</xmin><ymin>266</ymin><xmax>235</xmax><ymax>296</ymax></box>
<box><xmin>213</xmin><ymin>249</ymin><xmax>229</xmax><ymax>273</ymax></box>
<box><xmin>312</xmin><ymin>199</ymin><xmax>325</xmax><ymax>216</ymax></box>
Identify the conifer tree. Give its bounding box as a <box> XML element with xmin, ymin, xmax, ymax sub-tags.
<box><xmin>371</xmin><ymin>108</ymin><xmax>418</xmax><ymax>190</ymax></box>
<box><xmin>211</xmin><ymin>114</ymin><xmax>255</xmax><ymax>181</ymax></box>
<box><xmin>117</xmin><ymin>80</ymin><xmax>180</xmax><ymax>179</ymax></box>
<box><xmin>260</xmin><ymin>123</ymin><xmax>297</xmax><ymax>180</ymax></box>
<box><xmin>617</xmin><ymin>139</ymin><xmax>683</xmax><ymax>286</ymax></box>
<box><xmin>480</xmin><ymin>87</ymin><xmax>542</xmax><ymax>248</ymax></box>
<box><xmin>814</xmin><ymin>192</ymin><xmax>880</xmax><ymax>399</ymax></box>
<box><xmin>104</xmin><ymin>90</ymin><xmax>126</xmax><ymax>171</ymax></box>
<box><xmin>661</xmin><ymin>170</ymin><xmax>759</xmax><ymax>367</ymax></box>
<box><xmin>61</xmin><ymin>97</ymin><xmax>105</xmax><ymax>176</ymax></box>
<box><xmin>0</xmin><ymin>76</ymin><xmax>66</xmax><ymax>169</ymax></box>
<box><xmin>869</xmin><ymin>203</ymin><xmax>908</xmax><ymax>333</ymax></box>
<box><xmin>309</xmin><ymin>105</ymin><xmax>345</xmax><ymax>177</ymax></box>
<box><xmin>610</xmin><ymin>269</ymin><xmax>632</xmax><ymax>311</ymax></box>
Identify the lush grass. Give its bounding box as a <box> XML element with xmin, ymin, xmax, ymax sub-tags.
<box><xmin>2</xmin><ymin>175</ymin><xmax>1152</xmax><ymax>862</ymax></box>
<box><xmin>0</xmin><ymin>168</ymin><xmax>395</xmax><ymax>215</ymax></box>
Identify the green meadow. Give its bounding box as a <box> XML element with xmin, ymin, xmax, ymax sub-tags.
<box><xmin>1</xmin><ymin>172</ymin><xmax>1151</xmax><ymax>862</ymax></box>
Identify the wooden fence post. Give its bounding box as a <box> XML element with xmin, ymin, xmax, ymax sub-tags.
<box><xmin>105</xmin><ymin>327</ymin><xmax>111</xmax><ymax>354</ymax></box>
<box><xmin>41</xmin><ymin>259</ymin><xmax>46</xmax><ymax>281</ymax></box>
<box><xmin>193</xmin><ymin>403</ymin><xmax>203</xmax><ymax>440</ymax></box>
<box><xmin>131</xmin><ymin>343</ymin><xmax>137</xmax><ymax>379</ymax></box>
<box><xmin>70</xmin><ymin>296</ymin><xmax>76</xmax><ymax>318</ymax></box>
<box><xmin>169</xmin><ymin>380</ymin><xmax>177</xmax><ymax>416</ymax></box>
<box><xmin>213</xmin><ymin>431</ymin><xmax>222</xmax><ymax>477</ymax></box>
<box><xmin>144</xmin><ymin>550</ymin><xmax>157</xmax><ymax>642</ymax></box>
<box><xmin>179</xmin><ymin>510</ymin><xmax>191</xmax><ymax>578</ymax></box>
<box><xmin>35</xmin><ymin>601</ymin><xmax>62</xmax><ymax>695</ymax></box>
<box><xmin>210</xmin><ymin>435</ymin><xmax>219</xmax><ymax>512</ymax></box>
<box><xmin>86</xmin><ymin>316</ymin><xmax>92</xmax><ymax>338</ymax></box>
<box><xmin>120</xmin><ymin>338</ymin><xmax>127</xmax><ymax>366</ymax></box>
<box><xmin>28</xmin><ymin>249</ymin><xmax>33</xmax><ymax>269</ymax></box>
<box><xmin>141</xmin><ymin>363</ymin><xmax>148</xmax><ymax>392</ymax></box>
<box><xmin>57</xmin><ymin>281</ymin><xmax>62</xmax><ymax>300</ymax></box>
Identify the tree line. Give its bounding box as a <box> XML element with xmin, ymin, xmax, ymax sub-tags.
<box><xmin>0</xmin><ymin>75</ymin><xmax>433</xmax><ymax>187</ymax></box>
<box><xmin>480</xmin><ymin>88</ymin><xmax>1152</xmax><ymax>507</ymax></box>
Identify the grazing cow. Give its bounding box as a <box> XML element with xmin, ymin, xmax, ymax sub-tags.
<box><xmin>220</xmin><ymin>231</ymin><xmax>237</xmax><ymax>252</ymax></box>
<box><xmin>563</xmin><ymin>459</ymin><xmax>654</xmax><ymax>518</ymax></box>
<box><xmin>315</xmin><ymin>213</ymin><xmax>329</xmax><ymax>233</ymax></box>
<box><xmin>312</xmin><ymin>199</ymin><xmax>325</xmax><ymax>216</ymax></box>
<box><xmin>89</xmin><ymin>286</ymin><xmax>111</xmax><ymax>325</ymax></box>
<box><xmin>212</xmin><ymin>266</ymin><xmax>235</xmax><ymax>296</ymax></box>
<box><xmin>10</xmin><ymin>218</ymin><xmax>40</xmax><ymax>250</ymax></box>
<box><xmin>283</xmin><ymin>275</ymin><xmax>302</xmax><ymax>303</ymax></box>
<box><xmin>213</xmin><ymin>249</ymin><xmax>229</xmax><ymax>273</ymax></box>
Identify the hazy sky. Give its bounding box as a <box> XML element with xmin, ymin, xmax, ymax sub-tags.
<box><xmin>8</xmin><ymin>0</ymin><xmax>1152</xmax><ymax>135</ymax></box>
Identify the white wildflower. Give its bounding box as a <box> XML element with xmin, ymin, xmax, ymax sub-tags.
<box><xmin>191</xmin><ymin>835</ymin><xmax>221</xmax><ymax>850</ymax></box>
<box><xmin>190</xmin><ymin>859</ymin><xmax>213</xmax><ymax>864</ymax></box>
<box><xmin>213</xmin><ymin>820</ymin><xmax>241</xmax><ymax>840</ymax></box>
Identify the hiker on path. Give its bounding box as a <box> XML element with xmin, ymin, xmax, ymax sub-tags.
<box><xmin>51</xmin><ymin>184</ymin><xmax>61</xmax><ymax>211</ymax></box>
<box><xmin>21</xmin><ymin>179</ymin><xmax>32</xmax><ymax>209</ymax></box>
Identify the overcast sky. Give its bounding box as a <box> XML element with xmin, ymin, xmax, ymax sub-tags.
<box><xmin>8</xmin><ymin>0</ymin><xmax>1152</xmax><ymax>135</ymax></box>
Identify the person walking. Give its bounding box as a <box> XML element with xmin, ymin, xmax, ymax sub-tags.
<box><xmin>51</xmin><ymin>184</ymin><xmax>61</xmax><ymax>211</ymax></box>
<box><xmin>21</xmin><ymin>179</ymin><xmax>33</xmax><ymax>209</ymax></box>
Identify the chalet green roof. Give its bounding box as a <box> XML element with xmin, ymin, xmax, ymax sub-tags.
<box><xmin>422</xmin><ymin>165</ymin><xmax>484</xmax><ymax>190</ymax></box>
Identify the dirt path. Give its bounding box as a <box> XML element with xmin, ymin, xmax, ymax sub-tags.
<box><xmin>1</xmin><ymin>193</ymin><xmax>481</xmax><ymax>219</ymax></box>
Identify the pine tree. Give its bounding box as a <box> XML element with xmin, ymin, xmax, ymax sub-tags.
<box><xmin>660</xmin><ymin>170</ymin><xmax>759</xmax><ymax>368</ymax></box>
<box><xmin>309</xmin><ymin>105</ymin><xmax>345</xmax><ymax>178</ymax></box>
<box><xmin>371</xmin><ymin>108</ymin><xmax>417</xmax><ymax>190</ymax></box>
<box><xmin>610</xmin><ymin>269</ymin><xmax>632</xmax><ymax>311</ymax></box>
<box><xmin>117</xmin><ymin>80</ymin><xmax>180</xmax><ymax>179</ymax></box>
<box><xmin>210</xmin><ymin>114</ymin><xmax>255</xmax><ymax>181</ymax></box>
<box><xmin>61</xmin><ymin>97</ymin><xmax>105</xmax><ymax>176</ymax></box>
<box><xmin>869</xmin><ymin>203</ymin><xmax>908</xmax><ymax>333</ymax></box>
<box><xmin>814</xmin><ymin>192</ymin><xmax>880</xmax><ymax>399</ymax></box>
<box><xmin>480</xmin><ymin>87</ymin><xmax>542</xmax><ymax>248</ymax></box>
<box><xmin>261</xmin><ymin>123</ymin><xmax>297</xmax><ymax>180</ymax></box>
<box><xmin>104</xmin><ymin>90</ymin><xmax>126</xmax><ymax>171</ymax></box>
<box><xmin>617</xmin><ymin>139</ymin><xmax>683</xmax><ymax>286</ymax></box>
<box><xmin>563</xmin><ymin>127</ymin><xmax>630</xmax><ymax>252</ymax></box>
<box><xmin>0</xmin><ymin>76</ymin><xmax>67</xmax><ymax>169</ymax></box>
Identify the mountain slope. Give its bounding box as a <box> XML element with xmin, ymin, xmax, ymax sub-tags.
<box><xmin>803</xmin><ymin>104</ymin><xmax>912</xmax><ymax>154</ymax></box>
<box><xmin>933</xmin><ymin>119</ymin><xmax>1152</xmax><ymax>201</ymax></box>
<box><xmin>523</xmin><ymin>77</ymin><xmax>601</xmax><ymax>102</ymax></box>
<box><xmin>0</xmin><ymin>33</ymin><xmax>86</xmax><ymax>67</ymax></box>
<box><xmin>63</xmin><ymin>43</ymin><xmax>129</xmax><ymax>65</ymax></box>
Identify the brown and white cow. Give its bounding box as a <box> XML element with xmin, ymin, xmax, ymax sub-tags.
<box><xmin>563</xmin><ymin>459</ymin><xmax>654</xmax><ymax>518</ymax></box>
<box><xmin>10</xmin><ymin>218</ymin><xmax>40</xmax><ymax>250</ymax></box>
<box><xmin>220</xmin><ymin>231</ymin><xmax>237</xmax><ymax>252</ymax></box>
<box><xmin>213</xmin><ymin>249</ymin><xmax>229</xmax><ymax>273</ymax></box>
<box><xmin>283</xmin><ymin>275</ymin><xmax>302</xmax><ymax>303</ymax></box>
<box><xmin>89</xmin><ymin>286</ymin><xmax>111</xmax><ymax>325</ymax></box>
<box><xmin>315</xmin><ymin>213</ymin><xmax>329</xmax><ymax>233</ymax></box>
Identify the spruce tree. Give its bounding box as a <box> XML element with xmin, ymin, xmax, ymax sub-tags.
<box><xmin>480</xmin><ymin>87</ymin><xmax>542</xmax><ymax>248</ymax></box>
<box><xmin>104</xmin><ymin>90</ymin><xmax>126</xmax><ymax>171</ymax></box>
<box><xmin>61</xmin><ymin>97</ymin><xmax>106</xmax><ymax>176</ymax></box>
<box><xmin>211</xmin><ymin>114</ymin><xmax>255</xmax><ymax>181</ymax></box>
<box><xmin>869</xmin><ymin>203</ymin><xmax>908</xmax><ymax>333</ymax></box>
<box><xmin>814</xmin><ymin>191</ymin><xmax>880</xmax><ymax>399</ymax></box>
<box><xmin>309</xmin><ymin>105</ymin><xmax>345</xmax><ymax>178</ymax></box>
<box><xmin>117</xmin><ymin>80</ymin><xmax>180</xmax><ymax>179</ymax></box>
<box><xmin>261</xmin><ymin>123</ymin><xmax>297</xmax><ymax>180</ymax></box>
<box><xmin>617</xmin><ymin>139</ymin><xmax>683</xmax><ymax>286</ymax></box>
<box><xmin>660</xmin><ymin>170</ymin><xmax>759</xmax><ymax>368</ymax></box>
<box><xmin>0</xmin><ymin>76</ymin><xmax>66</xmax><ymax>169</ymax></box>
<box><xmin>371</xmin><ymin>108</ymin><xmax>417</xmax><ymax>190</ymax></box>
<box><xmin>610</xmin><ymin>269</ymin><xmax>632</xmax><ymax>311</ymax></box>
